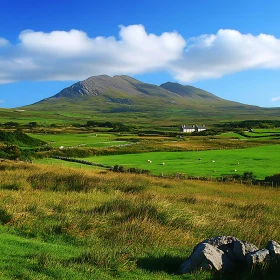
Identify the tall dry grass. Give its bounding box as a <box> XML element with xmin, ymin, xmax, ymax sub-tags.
<box><xmin>1</xmin><ymin>160</ymin><xmax>280</xmax><ymax>279</ymax></box>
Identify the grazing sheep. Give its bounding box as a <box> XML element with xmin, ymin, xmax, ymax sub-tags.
<box><xmin>234</xmin><ymin>169</ymin><xmax>237</xmax><ymax>172</ymax></box>
<box><xmin>161</xmin><ymin>162</ymin><xmax>165</xmax><ymax>165</ymax></box>
<box><xmin>59</xmin><ymin>146</ymin><xmax>64</xmax><ymax>150</ymax></box>
<box><xmin>237</xmin><ymin>162</ymin><xmax>240</xmax><ymax>165</ymax></box>
<box><xmin>147</xmin><ymin>160</ymin><xmax>152</xmax><ymax>163</ymax></box>
<box><xmin>211</xmin><ymin>160</ymin><xmax>215</xmax><ymax>163</ymax></box>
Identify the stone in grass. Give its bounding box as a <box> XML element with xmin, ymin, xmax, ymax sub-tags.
<box><xmin>233</xmin><ymin>239</ymin><xmax>259</xmax><ymax>261</ymax></box>
<box><xmin>181</xmin><ymin>236</ymin><xmax>259</xmax><ymax>274</ymax></box>
<box><xmin>266</xmin><ymin>240</ymin><xmax>280</xmax><ymax>257</ymax></box>
<box><xmin>181</xmin><ymin>242</ymin><xmax>234</xmax><ymax>273</ymax></box>
<box><xmin>196</xmin><ymin>236</ymin><xmax>258</xmax><ymax>262</ymax></box>
<box><xmin>246</xmin><ymin>249</ymin><xmax>270</xmax><ymax>267</ymax></box>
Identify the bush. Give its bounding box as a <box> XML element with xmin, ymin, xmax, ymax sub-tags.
<box><xmin>0</xmin><ymin>208</ymin><xmax>12</xmax><ymax>224</ymax></box>
<box><xmin>112</xmin><ymin>165</ymin><xmax>150</xmax><ymax>174</ymax></box>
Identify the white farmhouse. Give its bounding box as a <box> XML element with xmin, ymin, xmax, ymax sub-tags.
<box><xmin>180</xmin><ymin>124</ymin><xmax>206</xmax><ymax>133</ymax></box>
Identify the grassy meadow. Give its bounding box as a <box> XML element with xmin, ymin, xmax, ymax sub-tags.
<box><xmin>1</xmin><ymin>124</ymin><xmax>280</xmax><ymax>279</ymax></box>
<box><xmin>81</xmin><ymin>144</ymin><xmax>280</xmax><ymax>179</ymax></box>
<box><xmin>29</xmin><ymin>133</ymin><xmax>131</xmax><ymax>148</ymax></box>
<box><xmin>1</xmin><ymin>161</ymin><xmax>280</xmax><ymax>279</ymax></box>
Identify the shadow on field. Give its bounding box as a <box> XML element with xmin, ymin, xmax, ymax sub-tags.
<box><xmin>137</xmin><ymin>254</ymin><xmax>185</xmax><ymax>274</ymax></box>
<box><xmin>137</xmin><ymin>256</ymin><xmax>280</xmax><ymax>279</ymax></box>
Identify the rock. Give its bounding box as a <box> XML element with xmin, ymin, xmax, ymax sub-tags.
<box><xmin>181</xmin><ymin>242</ymin><xmax>234</xmax><ymax>273</ymax></box>
<box><xmin>200</xmin><ymin>236</ymin><xmax>238</xmax><ymax>262</ymax></box>
<box><xmin>200</xmin><ymin>236</ymin><xmax>237</xmax><ymax>248</ymax></box>
<box><xmin>181</xmin><ymin>236</ymin><xmax>276</xmax><ymax>274</ymax></box>
<box><xmin>233</xmin><ymin>239</ymin><xmax>259</xmax><ymax>261</ymax></box>
<box><xmin>266</xmin><ymin>240</ymin><xmax>280</xmax><ymax>257</ymax></box>
<box><xmin>246</xmin><ymin>249</ymin><xmax>270</xmax><ymax>266</ymax></box>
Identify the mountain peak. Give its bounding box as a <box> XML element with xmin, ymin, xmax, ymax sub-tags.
<box><xmin>49</xmin><ymin>74</ymin><xmax>224</xmax><ymax>102</ymax></box>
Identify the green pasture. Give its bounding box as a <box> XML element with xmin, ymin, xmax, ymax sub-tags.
<box><xmin>83</xmin><ymin>144</ymin><xmax>280</xmax><ymax>179</ymax></box>
<box><xmin>243</xmin><ymin>130</ymin><xmax>280</xmax><ymax>138</ymax></box>
<box><xmin>253</xmin><ymin>128</ymin><xmax>280</xmax><ymax>133</ymax></box>
<box><xmin>220</xmin><ymin>129</ymin><xmax>280</xmax><ymax>141</ymax></box>
<box><xmin>30</xmin><ymin>133</ymin><xmax>131</xmax><ymax>148</ymax></box>
<box><xmin>219</xmin><ymin>132</ymin><xmax>246</xmax><ymax>139</ymax></box>
<box><xmin>34</xmin><ymin>158</ymin><xmax>103</xmax><ymax>170</ymax></box>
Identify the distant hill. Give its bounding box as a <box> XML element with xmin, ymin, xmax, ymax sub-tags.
<box><xmin>18</xmin><ymin>75</ymin><xmax>280</xmax><ymax>125</ymax></box>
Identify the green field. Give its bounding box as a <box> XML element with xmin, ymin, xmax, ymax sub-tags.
<box><xmin>2</xmin><ymin>125</ymin><xmax>280</xmax><ymax>279</ymax></box>
<box><xmin>82</xmin><ymin>144</ymin><xmax>280</xmax><ymax>179</ymax></box>
<box><xmin>30</xmin><ymin>133</ymin><xmax>131</xmax><ymax>148</ymax></box>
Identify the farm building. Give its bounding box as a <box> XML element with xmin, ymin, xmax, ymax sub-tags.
<box><xmin>180</xmin><ymin>124</ymin><xmax>206</xmax><ymax>133</ymax></box>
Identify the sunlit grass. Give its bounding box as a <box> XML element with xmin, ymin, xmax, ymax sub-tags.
<box><xmin>0</xmin><ymin>161</ymin><xmax>280</xmax><ymax>279</ymax></box>
<box><xmin>82</xmin><ymin>144</ymin><xmax>280</xmax><ymax>179</ymax></box>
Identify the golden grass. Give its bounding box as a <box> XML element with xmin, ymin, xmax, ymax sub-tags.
<box><xmin>1</xmin><ymin>160</ymin><xmax>280</xmax><ymax>278</ymax></box>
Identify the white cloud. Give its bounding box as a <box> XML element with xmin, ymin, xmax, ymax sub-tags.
<box><xmin>271</xmin><ymin>96</ymin><xmax>280</xmax><ymax>102</ymax></box>
<box><xmin>0</xmin><ymin>38</ymin><xmax>9</xmax><ymax>47</ymax></box>
<box><xmin>1</xmin><ymin>26</ymin><xmax>280</xmax><ymax>84</ymax></box>
<box><xmin>171</xmin><ymin>29</ymin><xmax>280</xmax><ymax>82</ymax></box>
<box><xmin>0</xmin><ymin>25</ymin><xmax>185</xmax><ymax>83</ymax></box>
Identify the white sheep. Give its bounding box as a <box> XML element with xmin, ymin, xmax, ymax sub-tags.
<box><xmin>234</xmin><ymin>169</ymin><xmax>237</xmax><ymax>172</ymax></box>
<box><xmin>147</xmin><ymin>160</ymin><xmax>152</xmax><ymax>163</ymax></box>
<box><xmin>211</xmin><ymin>160</ymin><xmax>215</xmax><ymax>163</ymax></box>
<box><xmin>237</xmin><ymin>162</ymin><xmax>240</xmax><ymax>165</ymax></box>
<box><xmin>161</xmin><ymin>162</ymin><xmax>165</xmax><ymax>165</ymax></box>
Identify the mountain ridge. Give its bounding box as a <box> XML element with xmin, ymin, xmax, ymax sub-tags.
<box><xmin>21</xmin><ymin>74</ymin><xmax>280</xmax><ymax>125</ymax></box>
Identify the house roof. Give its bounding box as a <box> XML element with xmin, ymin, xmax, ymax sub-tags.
<box><xmin>181</xmin><ymin>125</ymin><xmax>206</xmax><ymax>129</ymax></box>
<box><xmin>181</xmin><ymin>125</ymin><xmax>195</xmax><ymax>129</ymax></box>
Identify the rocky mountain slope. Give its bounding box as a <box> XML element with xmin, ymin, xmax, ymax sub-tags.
<box><xmin>22</xmin><ymin>75</ymin><xmax>280</xmax><ymax>125</ymax></box>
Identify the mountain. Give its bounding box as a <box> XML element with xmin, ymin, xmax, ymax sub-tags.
<box><xmin>160</xmin><ymin>82</ymin><xmax>222</xmax><ymax>101</ymax></box>
<box><xmin>53</xmin><ymin>75</ymin><xmax>186</xmax><ymax>100</ymax></box>
<box><xmin>20</xmin><ymin>75</ymin><xmax>280</xmax><ymax>125</ymax></box>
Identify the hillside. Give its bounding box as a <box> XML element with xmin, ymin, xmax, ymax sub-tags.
<box><xmin>12</xmin><ymin>75</ymin><xmax>280</xmax><ymax>125</ymax></box>
<box><xmin>160</xmin><ymin>82</ymin><xmax>222</xmax><ymax>101</ymax></box>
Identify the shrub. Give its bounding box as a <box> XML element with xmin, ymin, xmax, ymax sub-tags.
<box><xmin>0</xmin><ymin>208</ymin><xmax>12</xmax><ymax>224</ymax></box>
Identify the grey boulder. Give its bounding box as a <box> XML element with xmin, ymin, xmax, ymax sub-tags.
<box><xmin>246</xmin><ymin>249</ymin><xmax>270</xmax><ymax>266</ymax></box>
<box><xmin>266</xmin><ymin>240</ymin><xmax>280</xmax><ymax>257</ymax></box>
<box><xmin>181</xmin><ymin>242</ymin><xmax>234</xmax><ymax>273</ymax></box>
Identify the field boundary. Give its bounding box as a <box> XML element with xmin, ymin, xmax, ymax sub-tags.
<box><xmin>52</xmin><ymin>156</ymin><xmax>113</xmax><ymax>169</ymax></box>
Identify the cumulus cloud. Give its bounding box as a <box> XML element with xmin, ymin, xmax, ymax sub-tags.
<box><xmin>0</xmin><ymin>25</ymin><xmax>185</xmax><ymax>83</ymax></box>
<box><xmin>271</xmin><ymin>96</ymin><xmax>280</xmax><ymax>102</ymax></box>
<box><xmin>1</xmin><ymin>26</ymin><xmax>280</xmax><ymax>83</ymax></box>
<box><xmin>171</xmin><ymin>29</ymin><xmax>280</xmax><ymax>82</ymax></box>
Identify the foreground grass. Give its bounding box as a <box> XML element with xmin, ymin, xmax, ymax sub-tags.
<box><xmin>1</xmin><ymin>161</ymin><xmax>280</xmax><ymax>279</ymax></box>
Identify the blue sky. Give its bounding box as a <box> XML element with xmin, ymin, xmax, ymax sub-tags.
<box><xmin>1</xmin><ymin>0</ymin><xmax>280</xmax><ymax>108</ymax></box>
